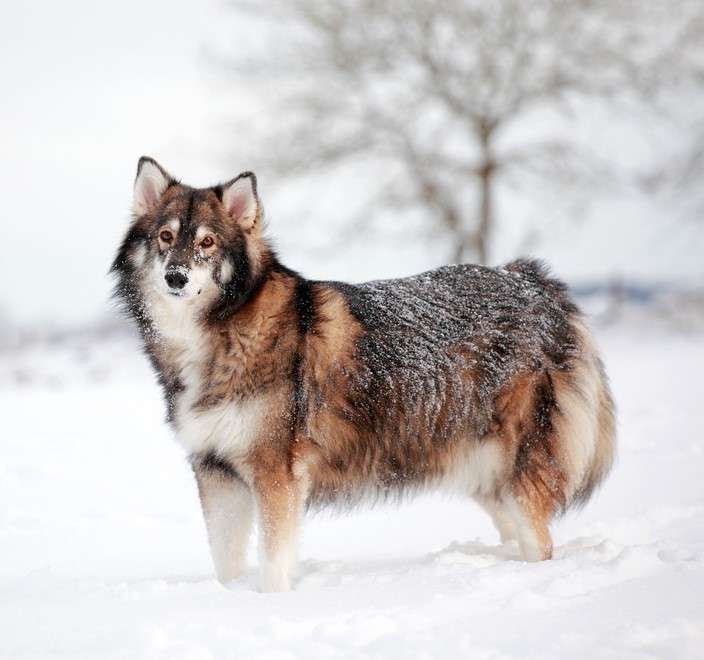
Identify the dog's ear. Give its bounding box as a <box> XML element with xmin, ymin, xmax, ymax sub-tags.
<box><xmin>133</xmin><ymin>156</ymin><xmax>173</xmax><ymax>216</ymax></box>
<box><xmin>221</xmin><ymin>172</ymin><xmax>260</xmax><ymax>232</ymax></box>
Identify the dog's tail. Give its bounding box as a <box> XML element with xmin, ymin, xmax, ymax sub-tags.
<box><xmin>501</xmin><ymin>259</ymin><xmax>615</xmax><ymax>515</ymax></box>
<box><xmin>553</xmin><ymin>317</ymin><xmax>617</xmax><ymax>510</ymax></box>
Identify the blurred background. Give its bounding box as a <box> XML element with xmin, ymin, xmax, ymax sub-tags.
<box><xmin>1</xmin><ymin>0</ymin><xmax>703</xmax><ymax>338</ymax></box>
<box><xmin>2</xmin><ymin>3</ymin><xmax>704</xmax><ymax>657</ymax></box>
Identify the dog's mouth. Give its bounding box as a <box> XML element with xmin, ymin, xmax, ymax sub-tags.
<box><xmin>165</xmin><ymin>288</ymin><xmax>202</xmax><ymax>298</ymax></box>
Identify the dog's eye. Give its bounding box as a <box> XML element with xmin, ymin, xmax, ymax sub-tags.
<box><xmin>200</xmin><ymin>236</ymin><xmax>215</xmax><ymax>249</ymax></box>
<box><xmin>159</xmin><ymin>230</ymin><xmax>173</xmax><ymax>243</ymax></box>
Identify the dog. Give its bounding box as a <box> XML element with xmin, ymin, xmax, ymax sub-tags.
<box><xmin>112</xmin><ymin>157</ymin><xmax>616</xmax><ymax>591</ymax></box>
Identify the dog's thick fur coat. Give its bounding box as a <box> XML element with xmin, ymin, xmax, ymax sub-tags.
<box><xmin>112</xmin><ymin>158</ymin><xmax>616</xmax><ymax>591</ymax></box>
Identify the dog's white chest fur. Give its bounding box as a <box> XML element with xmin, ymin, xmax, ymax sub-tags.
<box><xmin>174</xmin><ymin>392</ymin><xmax>266</xmax><ymax>456</ymax></box>
<box><xmin>147</xmin><ymin>293</ymin><xmax>264</xmax><ymax>457</ymax></box>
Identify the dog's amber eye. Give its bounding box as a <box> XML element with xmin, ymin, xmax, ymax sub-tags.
<box><xmin>159</xmin><ymin>230</ymin><xmax>173</xmax><ymax>243</ymax></box>
<box><xmin>200</xmin><ymin>236</ymin><xmax>215</xmax><ymax>249</ymax></box>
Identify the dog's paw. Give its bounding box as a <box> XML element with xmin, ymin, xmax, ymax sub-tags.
<box><xmin>215</xmin><ymin>564</ymin><xmax>247</xmax><ymax>585</ymax></box>
<box><xmin>259</xmin><ymin>567</ymin><xmax>292</xmax><ymax>593</ymax></box>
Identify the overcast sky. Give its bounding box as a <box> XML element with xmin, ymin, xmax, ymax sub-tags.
<box><xmin>1</xmin><ymin>0</ymin><xmax>702</xmax><ymax>326</ymax></box>
<box><xmin>0</xmin><ymin>0</ymin><xmax>228</xmax><ymax>325</ymax></box>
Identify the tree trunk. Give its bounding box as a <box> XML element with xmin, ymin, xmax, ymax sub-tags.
<box><xmin>477</xmin><ymin>164</ymin><xmax>492</xmax><ymax>265</ymax></box>
<box><xmin>448</xmin><ymin>164</ymin><xmax>492</xmax><ymax>265</ymax></box>
<box><xmin>451</xmin><ymin>239</ymin><xmax>467</xmax><ymax>264</ymax></box>
<box><xmin>476</xmin><ymin>124</ymin><xmax>496</xmax><ymax>265</ymax></box>
<box><xmin>439</xmin><ymin>202</ymin><xmax>471</xmax><ymax>264</ymax></box>
<box><xmin>433</xmin><ymin>123</ymin><xmax>496</xmax><ymax>265</ymax></box>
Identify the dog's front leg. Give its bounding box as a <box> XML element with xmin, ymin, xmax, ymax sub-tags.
<box><xmin>193</xmin><ymin>462</ymin><xmax>254</xmax><ymax>583</ymax></box>
<box><xmin>253</xmin><ymin>467</ymin><xmax>303</xmax><ymax>592</ymax></box>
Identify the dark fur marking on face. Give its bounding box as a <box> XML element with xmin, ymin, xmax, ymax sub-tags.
<box><xmin>185</xmin><ymin>191</ymin><xmax>195</xmax><ymax>229</ymax></box>
<box><xmin>110</xmin><ymin>224</ymin><xmax>148</xmax><ymax>275</ymax></box>
<box><xmin>208</xmin><ymin>240</ymin><xmax>257</xmax><ymax>322</ymax></box>
<box><xmin>211</xmin><ymin>184</ymin><xmax>224</xmax><ymax>202</ymax></box>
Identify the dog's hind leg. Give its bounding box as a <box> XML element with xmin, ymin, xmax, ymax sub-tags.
<box><xmin>193</xmin><ymin>460</ymin><xmax>254</xmax><ymax>583</ymax></box>
<box><xmin>504</xmin><ymin>494</ymin><xmax>553</xmax><ymax>561</ymax></box>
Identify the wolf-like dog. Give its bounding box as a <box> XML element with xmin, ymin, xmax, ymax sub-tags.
<box><xmin>112</xmin><ymin>157</ymin><xmax>616</xmax><ymax>591</ymax></box>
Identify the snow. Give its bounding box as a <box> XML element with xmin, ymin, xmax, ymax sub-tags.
<box><xmin>1</xmin><ymin>322</ymin><xmax>703</xmax><ymax>659</ymax></box>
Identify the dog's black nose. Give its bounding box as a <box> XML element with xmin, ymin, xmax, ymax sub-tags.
<box><xmin>165</xmin><ymin>271</ymin><xmax>188</xmax><ymax>290</ymax></box>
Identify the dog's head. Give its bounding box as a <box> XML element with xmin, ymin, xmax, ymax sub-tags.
<box><xmin>112</xmin><ymin>157</ymin><xmax>271</xmax><ymax>325</ymax></box>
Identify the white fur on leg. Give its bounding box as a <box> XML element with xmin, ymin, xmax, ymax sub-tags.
<box><xmin>259</xmin><ymin>551</ymin><xmax>295</xmax><ymax>593</ymax></box>
<box><xmin>257</xmin><ymin>517</ymin><xmax>300</xmax><ymax>592</ymax></box>
<box><xmin>200</xmin><ymin>477</ymin><xmax>254</xmax><ymax>583</ymax></box>
<box><xmin>504</xmin><ymin>496</ymin><xmax>551</xmax><ymax>562</ymax></box>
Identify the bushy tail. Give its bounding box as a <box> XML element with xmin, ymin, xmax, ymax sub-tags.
<box><xmin>554</xmin><ymin>318</ymin><xmax>617</xmax><ymax>510</ymax></box>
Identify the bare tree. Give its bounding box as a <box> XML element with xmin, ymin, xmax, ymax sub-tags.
<box><xmin>225</xmin><ymin>0</ymin><xmax>704</xmax><ymax>264</ymax></box>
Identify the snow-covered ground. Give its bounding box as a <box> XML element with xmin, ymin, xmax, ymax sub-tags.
<box><xmin>1</xmin><ymin>319</ymin><xmax>703</xmax><ymax>659</ymax></box>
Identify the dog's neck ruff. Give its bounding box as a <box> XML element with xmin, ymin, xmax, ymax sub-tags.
<box><xmin>146</xmin><ymin>287</ymin><xmax>267</xmax><ymax>459</ymax></box>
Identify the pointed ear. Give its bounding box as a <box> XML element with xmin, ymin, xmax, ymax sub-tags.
<box><xmin>133</xmin><ymin>156</ymin><xmax>173</xmax><ymax>216</ymax></box>
<box><xmin>221</xmin><ymin>172</ymin><xmax>260</xmax><ymax>232</ymax></box>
